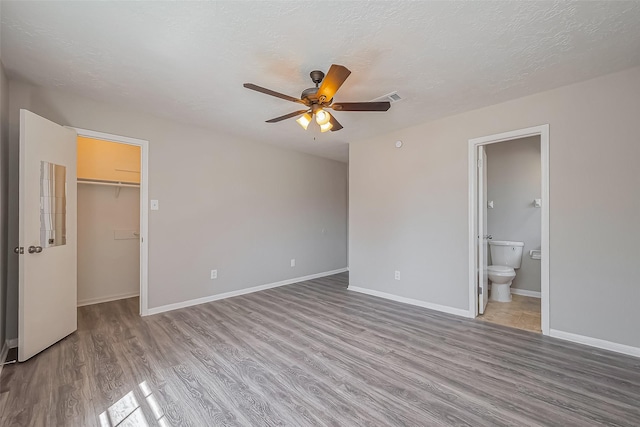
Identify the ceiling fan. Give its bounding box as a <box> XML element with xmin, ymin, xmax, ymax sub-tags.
<box><xmin>243</xmin><ymin>64</ymin><xmax>391</xmax><ymax>132</ymax></box>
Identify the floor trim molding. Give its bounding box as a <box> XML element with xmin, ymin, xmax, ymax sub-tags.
<box><xmin>0</xmin><ymin>340</ymin><xmax>9</xmax><ymax>378</ymax></box>
<box><xmin>348</xmin><ymin>286</ymin><xmax>473</xmax><ymax>318</ymax></box>
<box><xmin>146</xmin><ymin>268</ymin><xmax>348</xmax><ymax>316</ymax></box>
<box><xmin>78</xmin><ymin>291</ymin><xmax>141</xmax><ymax>307</ymax></box>
<box><xmin>7</xmin><ymin>338</ymin><xmax>17</xmax><ymax>349</ymax></box>
<box><xmin>550</xmin><ymin>329</ymin><xmax>640</xmax><ymax>358</ymax></box>
<box><xmin>510</xmin><ymin>288</ymin><xmax>541</xmax><ymax>298</ymax></box>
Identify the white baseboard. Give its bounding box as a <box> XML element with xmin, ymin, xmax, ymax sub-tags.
<box><xmin>510</xmin><ymin>288</ymin><xmax>541</xmax><ymax>298</ymax></box>
<box><xmin>347</xmin><ymin>286</ymin><xmax>473</xmax><ymax>319</ymax></box>
<box><xmin>78</xmin><ymin>291</ymin><xmax>140</xmax><ymax>307</ymax></box>
<box><xmin>7</xmin><ymin>338</ymin><xmax>17</xmax><ymax>349</ymax></box>
<box><xmin>146</xmin><ymin>268</ymin><xmax>348</xmax><ymax>316</ymax></box>
<box><xmin>550</xmin><ymin>329</ymin><xmax>640</xmax><ymax>358</ymax></box>
<box><xmin>0</xmin><ymin>340</ymin><xmax>9</xmax><ymax>377</ymax></box>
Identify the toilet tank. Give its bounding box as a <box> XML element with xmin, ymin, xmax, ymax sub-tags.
<box><xmin>489</xmin><ymin>240</ymin><xmax>524</xmax><ymax>268</ymax></box>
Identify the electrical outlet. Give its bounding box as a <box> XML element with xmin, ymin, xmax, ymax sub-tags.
<box><xmin>290</xmin><ymin>259</ymin><xmax>296</xmax><ymax>267</ymax></box>
<box><xmin>394</xmin><ymin>270</ymin><xmax>401</xmax><ymax>280</ymax></box>
<box><xmin>210</xmin><ymin>269</ymin><xmax>217</xmax><ymax>279</ymax></box>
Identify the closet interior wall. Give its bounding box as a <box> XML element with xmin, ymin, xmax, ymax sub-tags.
<box><xmin>77</xmin><ymin>138</ymin><xmax>140</xmax><ymax>306</ymax></box>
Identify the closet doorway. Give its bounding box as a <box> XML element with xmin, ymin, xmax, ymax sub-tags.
<box><xmin>72</xmin><ymin>128</ymin><xmax>149</xmax><ymax>315</ymax></box>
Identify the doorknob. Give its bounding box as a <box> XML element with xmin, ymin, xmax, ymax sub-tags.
<box><xmin>14</xmin><ymin>246</ymin><xmax>24</xmax><ymax>254</ymax></box>
<box><xmin>28</xmin><ymin>246</ymin><xmax>43</xmax><ymax>254</ymax></box>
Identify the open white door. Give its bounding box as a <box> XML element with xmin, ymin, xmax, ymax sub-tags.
<box><xmin>478</xmin><ymin>146</ymin><xmax>489</xmax><ymax>314</ymax></box>
<box><xmin>18</xmin><ymin>110</ymin><xmax>77</xmax><ymax>362</ymax></box>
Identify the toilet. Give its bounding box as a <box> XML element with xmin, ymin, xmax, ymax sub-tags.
<box><xmin>487</xmin><ymin>240</ymin><xmax>524</xmax><ymax>302</ymax></box>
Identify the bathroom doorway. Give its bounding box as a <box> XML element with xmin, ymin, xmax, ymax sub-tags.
<box><xmin>468</xmin><ymin>125</ymin><xmax>549</xmax><ymax>334</ymax></box>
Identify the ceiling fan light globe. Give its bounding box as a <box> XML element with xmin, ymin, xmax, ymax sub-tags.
<box><xmin>315</xmin><ymin>109</ymin><xmax>331</xmax><ymax>125</ymax></box>
<box><xmin>320</xmin><ymin>122</ymin><xmax>333</xmax><ymax>133</ymax></box>
<box><xmin>296</xmin><ymin>113</ymin><xmax>312</xmax><ymax>130</ymax></box>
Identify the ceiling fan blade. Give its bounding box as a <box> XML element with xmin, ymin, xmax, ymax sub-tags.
<box><xmin>329</xmin><ymin>114</ymin><xmax>343</xmax><ymax>131</ymax></box>
<box><xmin>331</xmin><ymin>101</ymin><xmax>391</xmax><ymax>112</ymax></box>
<box><xmin>243</xmin><ymin>83</ymin><xmax>307</xmax><ymax>105</ymax></box>
<box><xmin>317</xmin><ymin>64</ymin><xmax>351</xmax><ymax>102</ymax></box>
<box><xmin>265</xmin><ymin>110</ymin><xmax>310</xmax><ymax>123</ymax></box>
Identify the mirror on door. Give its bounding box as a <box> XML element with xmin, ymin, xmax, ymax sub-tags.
<box><xmin>40</xmin><ymin>161</ymin><xmax>67</xmax><ymax>248</ymax></box>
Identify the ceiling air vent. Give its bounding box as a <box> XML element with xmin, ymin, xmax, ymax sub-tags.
<box><xmin>371</xmin><ymin>91</ymin><xmax>403</xmax><ymax>104</ymax></box>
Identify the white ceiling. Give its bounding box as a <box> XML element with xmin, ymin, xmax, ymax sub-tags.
<box><xmin>2</xmin><ymin>1</ymin><xmax>640</xmax><ymax>162</ymax></box>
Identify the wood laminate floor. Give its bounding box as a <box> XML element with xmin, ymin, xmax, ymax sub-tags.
<box><xmin>1</xmin><ymin>273</ymin><xmax>639</xmax><ymax>426</ymax></box>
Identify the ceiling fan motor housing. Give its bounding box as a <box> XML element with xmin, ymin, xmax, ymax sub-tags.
<box><xmin>301</xmin><ymin>87</ymin><xmax>319</xmax><ymax>101</ymax></box>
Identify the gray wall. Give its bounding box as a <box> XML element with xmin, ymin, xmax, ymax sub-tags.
<box><xmin>78</xmin><ymin>185</ymin><xmax>140</xmax><ymax>305</ymax></box>
<box><xmin>0</xmin><ymin>59</ymin><xmax>8</xmax><ymax>349</ymax></box>
<box><xmin>486</xmin><ymin>136</ymin><xmax>541</xmax><ymax>293</ymax></box>
<box><xmin>350</xmin><ymin>66</ymin><xmax>640</xmax><ymax>348</ymax></box>
<box><xmin>5</xmin><ymin>80</ymin><xmax>348</xmax><ymax>338</ymax></box>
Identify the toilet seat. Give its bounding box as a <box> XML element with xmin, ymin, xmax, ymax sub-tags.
<box><xmin>487</xmin><ymin>265</ymin><xmax>515</xmax><ymax>277</ymax></box>
<box><xmin>487</xmin><ymin>265</ymin><xmax>516</xmax><ymax>302</ymax></box>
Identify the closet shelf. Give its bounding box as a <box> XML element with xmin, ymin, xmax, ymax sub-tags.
<box><xmin>77</xmin><ymin>179</ymin><xmax>139</xmax><ymax>188</ymax></box>
<box><xmin>77</xmin><ymin>179</ymin><xmax>139</xmax><ymax>198</ymax></box>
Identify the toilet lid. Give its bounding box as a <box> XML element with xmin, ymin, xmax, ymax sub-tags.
<box><xmin>487</xmin><ymin>265</ymin><xmax>514</xmax><ymax>273</ymax></box>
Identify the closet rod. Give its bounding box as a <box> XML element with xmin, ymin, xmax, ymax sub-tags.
<box><xmin>77</xmin><ymin>180</ymin><xmax>139</xmax><ymax>188</ymax></box>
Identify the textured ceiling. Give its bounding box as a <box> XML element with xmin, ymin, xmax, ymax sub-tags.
<box><xmin>2</xmin><ymin>1</ymin><xmax>640</xmax><ymax>162</ymax></box>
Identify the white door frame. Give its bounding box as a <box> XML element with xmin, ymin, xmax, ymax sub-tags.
<box><xmin>71</xmin><ymin>127</ymin><xmax>150</xmax><ymax>316</ymax></box>
<box><xmin>468</xmin><ymin>124</ymin><xmax>550</xmax><ymax>334</ymax></box>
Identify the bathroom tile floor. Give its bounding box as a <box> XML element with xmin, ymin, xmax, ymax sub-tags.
<box><xmin>478</xmin><ymin>294</ymin><xmax>541</xmax><ymax>333</ymax></box>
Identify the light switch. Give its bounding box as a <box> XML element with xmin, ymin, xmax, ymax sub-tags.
<box><xmin>150</xmin><ymin>200</ymin><xmax>159</xmax><ymax>211</ymax></box>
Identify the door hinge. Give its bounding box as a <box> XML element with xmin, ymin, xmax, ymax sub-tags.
<box><xmin>478</xmin><ymin>286</ymin><xmax>483</xmax><ymax>295</ymax></box>
<box><xmin>14</xmin><ymin>246</ymin><xmax>24</xmax><ymax>255</ymax></box>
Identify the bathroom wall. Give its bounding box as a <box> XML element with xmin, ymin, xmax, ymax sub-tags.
<box><xmin>486</xmin><ymin>136</ymin><xmax>541</xmax><ymax>294</ymax></box>
<box><xmin>77</xmin><ymin>184</ymin><xmax>140</xmax><ymax>305</ymax></box>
